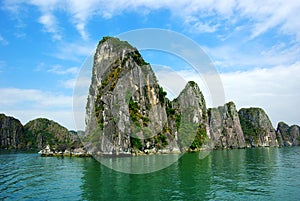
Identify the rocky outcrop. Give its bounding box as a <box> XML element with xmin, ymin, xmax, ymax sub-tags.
<box><xmin>86</xmin><ymin>37</ymin><xmax>173</xmax><ymax>155</ymax></box>
<box><xmin>0</xmin><ymin>113</ymin><xmax>25</xmax><ymax>149</ymax></box>
<box><xmin>0</xmin><ymin>114</ymin><xmax>83</xmax><ymax>151</ymax></box>
<box><xmin>173</xmin><ymin>81</ymin><xmax>210</xmax><ymax>151</ymax></box>
<box><xmin>85</xmin><ymin>37</ymin><xmax>210</xmax><ymax>155</ymax></box>
<box><xmin>208</xmin><ymin>102</ymin><xmax>245</xmax><ymax>149</ymax></box>
<box><xmin>86</xmin><ymin>36</ymin><xmax>299</xmax><ymax>155</ymax></box>
<box><xmin>24</xmin><ymin>118</ymin><xmax>71</xmax><ymax>149</ymax></box>
<box><xmin>276</xmin><ymin>122</ymin><xmax>300</xmax><ymax>146</ymax></box>
<box><xmin>238</xmin><ymin>108</ymin><xmax>278</xmax><ymax>147</ymax></box>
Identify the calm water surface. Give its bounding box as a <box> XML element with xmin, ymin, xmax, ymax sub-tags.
<box><xmin>1</xmin><ymin>147</ymin><xmax>300</xmax><ymax>200</ymax></box>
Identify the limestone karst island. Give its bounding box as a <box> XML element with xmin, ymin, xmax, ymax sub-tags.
<box><xmin>0</xmin><ymin>37</ymin><xmax>299</xmax><ymax>156</ymax></box>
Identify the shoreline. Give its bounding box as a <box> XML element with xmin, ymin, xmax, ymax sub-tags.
<box><xmin>37</xmin><ymin>145</ymin><xmax>286</xmax><ymax>158</ymax></box>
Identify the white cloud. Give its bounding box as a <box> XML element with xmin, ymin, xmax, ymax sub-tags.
<box><xmin>47</xmin><ymin>65</ymin><xmax>79</xmax><ymax>75</ymax></box>
<box><xmin>2</xmin><ymin>109</ymin><xmax>75</xmax><ymax>131</ymax></box>
<box><xmin>203</xmin><ymin>41</ymin><xmax>300</xmax><ymax>71</ymax></box>
<box><xmin>184</xmin><ymin>16</ymin><xmax>219</xmax><ymax>33</ymax></box>
<box><xmin>237</xmin><ymin>0</ymin><xmax>300</xmax><ymax>40</ymax></box>
<box><xmin>61</xmin><ymin>76</ymin><xmax>91</xmax><ymax>89</ymax></box>
<box><xmin>0</xmin><ymin>87</ymin><xmax>76</xmax><ymax>129</ymax></box>
<box><xmin>0</xmin><ymin>88</ymin><xmax>72</xmax><ymax>108</ymax></box>
<box><xmin>51</xmin><ymin>41</ymin><xmax>95</xmax><ymax>61</ymax></box>
<box><xmin>220</xmin><ymin>62</ymin><xmax>300</xmax><ymax>127</ymax></box>
<box><xmin>4</xmin><ymin>0</ymin><xmax>300</xmax><ymax>42</ymax></box>
<box><xmin>38</xmin><ymin>13</ymin><xmax>61</xmax><ymax>40</ymax></box>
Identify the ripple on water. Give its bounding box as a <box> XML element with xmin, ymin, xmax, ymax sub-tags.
<box><xmin>1</xmin><ymin>148</ymin><xmax>300</xmax><ymax>201</ymax></box>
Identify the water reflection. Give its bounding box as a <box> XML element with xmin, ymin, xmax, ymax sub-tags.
<box><xmin>95</xmin><ymin>154</ymin><xmax>181</xmax><ymax>174</ymax></box>
<box><xmin>80</xmin><ymin>153</ymin><xmax>212</xmax><ymax>200</ymax></box>
<box><xmin>80</xmin><ymin>148</ymin><xmax>283</xmax><ymax>200</ymax></box>
<box><xmin>177</xmin><ymin>152</ymin><xmax>212</xmax><ymax>200</ymax></box>
<box><xmin>1</xmin><ymin>148</ymin><xmax>298</xmax><ymax>200</ymax></box>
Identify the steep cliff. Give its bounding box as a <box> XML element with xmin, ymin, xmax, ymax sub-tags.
<box><xmin>173</xmin><ymin>81</ymin><xmax>210</xmax><ymax>151</ymax></box>
<box><xmin>238</xmin><ymin>108</ymin><xmax>278</xmax><ymax>147</ymax></box>
<box><xmin>276</xmin><ymin>122</ymin><xmax>299</xmax><ymax>146</ymax></box>
<box><xmin>208</xmin><ymin>102</ymin><xmax>246</xmax><ymax>149</ymax></box>
<box><xmin>85</xmin><ymin>37</ymin><xmax>211</xmax><ymax>155</ymax></box>
<box><xmin>24</xmin><ymin>118</ymin><xmax>71</xmax><ymax>149</ymax></box>
<box><xmin>0</xmin><ymin>113</ymin><xmax>25</xmax><ymax>149</ymax></box>
<box><xmin>85</xmin><ymin>37</ymin><xmax>177</xmax><ymax>155</ymax></box>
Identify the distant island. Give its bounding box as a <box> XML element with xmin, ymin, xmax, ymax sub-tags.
<box><xmin>0</xmin><ymin>37</ymin><xmax>299</xmax><ymax>156</ymax></box>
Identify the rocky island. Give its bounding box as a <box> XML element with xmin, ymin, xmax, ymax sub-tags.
<box><xmin>83</xmin><ymin>36</ymin><xmax>299</xmax><ymax>156</ymax></box>
<box><xmin>1</xmin><ymin>37</ymin><xmax>299</xmax><ymax>156</ymax></box>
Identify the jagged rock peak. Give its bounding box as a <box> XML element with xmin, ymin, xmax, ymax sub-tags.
<box><xmin>99</xmin><ymin>36</ymin><xmax>134</xmax><ymax>50</ymax></box>
<box><xmin>94</xmin><ymin>36</ymin><xmax>148</xmax><ymax>69</ymax></box>
<box><xmin>238</xmin><ymin>107</ymin><xmax>278</xmax><ymax>147</ymax></box>
<box><xmin>208</xmin><ymin>102</ymin><xmax>246</xmax><ymax>149</ymax></box>
<box><xmin>276</xmin><ymin>122</ymin><xmax>299</xmax><ymax>146</ymax></box>
<box><xmin>178</xmin><ymin>81</ymin><xmax>207</xmax><ymax>115</ymax></box>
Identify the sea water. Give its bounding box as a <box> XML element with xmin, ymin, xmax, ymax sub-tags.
<box><xmin>1</xmin><ymin>147</ymin><xmax>300</xmax><ymax>200</ymax></box>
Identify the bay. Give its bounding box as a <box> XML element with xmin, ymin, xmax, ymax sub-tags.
<box><xmin>1</xmin><ymin>147</ymin><xmax>300</xmax><ymax>200</ymax></box>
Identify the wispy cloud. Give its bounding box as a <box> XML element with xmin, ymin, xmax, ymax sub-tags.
<box><xmin>47</xmin><ymin>65</ymin><xmax>79</xmax><ymax>75</ymax></box>
<box><xmin>38</xmin><ymin>13</ymin><xmax>62</xmax><ymax>40</ymax></box>
<box><xmin>35</xmin><ymin>63</ymin><xmax>80</xmax><ymax>75</ymax></box>
<box><xmin>184</xmin><ymin>16</ymin><xmax>220</xmax><ymax>33</ymax></box>
<box><xmin>51</xmin><ymin>41</ymin><xmax>95</xmax><ymax>61</ymax></box>
<box><xmin>0</xmin><ymin>87</ymin><xmax>75</xmax><ymax>129</ymax></box>
<box><xmin>0</xmin><ymin>34</ymin><xmax>9</xmax><ymax>45</ymax></box>
<box><xmin>203</xmin><ymin>40</ymin><xmax>300</xmax><ymax>71</ymax></box>
<box><xmin>0</xmin><ymin>88</ymin><xmax>72</xmax><ymax>108</ymax></box>
<box><xmin>4</xmin><ymin>1</ymin><xmax>300</xmax><ymax>42</ymax></box>
<box><xmin>61</xmin><ymin>76</ymin><xmax>91</xmax><ymax>89</ymax></box>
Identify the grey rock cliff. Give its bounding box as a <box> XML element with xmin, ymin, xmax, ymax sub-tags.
<box><xmin>85</xmin><ymin>37</ymin><xmax>210</xmax><ymax>155</ymax></box>
<box><xmin>85</xmin><ymin>37</ymin><xmax>176</xmax><ymax>155</ymax></box>
<box><xmin>208</xmin><ymin>102</ymin><xmax>246</xmax><ymax>149</ymax></box>
<box><xmin>173</xmin><ymin>81</ymin><xmax>210</xmax><ymax>150</ymax></box>
<box><xmin>276</xmin><ymin>122</ymin><xmax>299</xmax><ymax>146</ymax></box>
<box><xmin>238</xmin><ymin>108</ymin><xmax>278</xmax><ymax>147</ymax></box>
<box><xmin>0</xmin><ymin>113</ymin><xmax>24</xmax><ymax>149</ymax></box>
<box><xmin>24</xmin><ymin>118</ymin><xmax>71</xmax><ymax>149</ymax></box>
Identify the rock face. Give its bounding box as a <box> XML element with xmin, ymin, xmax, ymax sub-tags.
<box><xmin>238</xmin><ymin>108</ymin><xmax>278</xmax><ymax>147</ymax></box>
<box><xmin>86</xmin><ymin>36</ymin><xmax>300</xmax><ymax>155</ymax></box>
<box><xmin>85</xmin><ymin>37</ymin><xmax>209</xmax><ymax>155</ymax></box>
<box><xmin>208</xmin><ymin>102</ymin><xmax>245</xmax><ymax>149</ymax></box>
<box><xmin>0</xmin><ymin>114</ymin><xmax>83</xmax><ymax>150</ymax></box>
<box><xmin>173</xmin><ymin>81</ymin><xmax>210</xmax><ymax>150</ymax></box>
<box><xmin>0</xmin><ymin>113</ymin><xmax>25</xmax><ymax>149</ymax></box>
<box><xmin>276</xmin><ymin>122</ymin><xmax>300</xmax><ymax>146</ymax></box>
<box><xmin>86</xmin><ymin>37</ymin><xmax>168</xmax><ymax>154</ymax></box>
<box><xmin>24</xmin><ymin>118</ymin><xmax>71</xmax><ymax>149</ymax></box>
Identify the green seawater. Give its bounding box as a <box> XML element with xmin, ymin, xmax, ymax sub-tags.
<box><xmin>1</xmin><ymin>147</ymin><xmax>300</xmax><ymax>200</ymax></box>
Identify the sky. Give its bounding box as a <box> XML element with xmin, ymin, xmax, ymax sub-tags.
<box><xmin>0</xmin><ymin>0</ymin><xmax>300</xmax><ymax>130</ymax></box>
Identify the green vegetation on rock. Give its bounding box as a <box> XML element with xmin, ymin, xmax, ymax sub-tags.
<box><xmin>100</xmin><ymin>36</ymin><xmax>133</xmax><ymax>50</ymax></box>
<box><xmin>158</xmin><ymin>86</ymin><xmax>167</xmax><ymax>105</ymax></box>
<box><xmin>24</xmin><ymin>118</ymin><xmax>72</xmax><ymax>149</ymax></box>
<box><xmin>178</xmin><ymin>122</ymin><xmax>207</xmax><ymax>150</ymax></box>
<box><xmin>128</xmin><ymin>98</ymin><xmax>149</xmax><ymax>127</ymax></box>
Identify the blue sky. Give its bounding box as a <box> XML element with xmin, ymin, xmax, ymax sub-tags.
<box><xmin>0</xmin><ymin>0</ymin><xmax>300</xmax><ymax>130</ymax></box>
